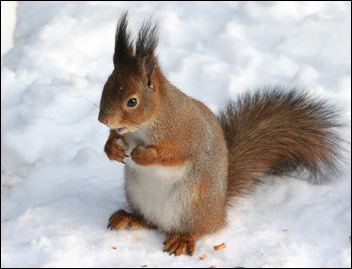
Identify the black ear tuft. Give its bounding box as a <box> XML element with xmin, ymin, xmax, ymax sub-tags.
<box><xmin>114</xmin><ymin>11</ymin><xmax>134</xmax><ymax>66</ymax></box>
<box><xmin>136</xmin><ymin>18</ymin><xmax>158</xmax><ymax>88</ymax></box>
<box><xmin>136</xmin><ymin>17</ymin><xmax>158</xmax><ymax>58</ymax></box>
<box><xmin>112</xmin><ymin>12</ymin><xmax>159</xmax><ymax>84</ymax></box>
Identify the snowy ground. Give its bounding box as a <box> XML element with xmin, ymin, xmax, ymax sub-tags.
<box><xmin>1</xmin><ymin>1</ymin><xmax>351</xmax><ymax>268</ymax></box>
<box><xmin>1</xmin><ymin>1</ymin><xmax>17</xmax><ymax>65</ymax></box>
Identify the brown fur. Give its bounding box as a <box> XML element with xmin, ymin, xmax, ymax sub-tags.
<box><xmin>217</xmin><ymin>88</ymin><xmax>343</xmax><ymax>204</ymax></box>
<box><xmin>130</xmin><ymin>142</ymin><xmax>188</xmax><ymax>166</ymax></box>
<box><xmin>99</xmin><ymin>12</ymin><xmax>344</xmax><ymax>256</ymax></box>
<box><xmin>189</xmin><ymin>178</ymin><xmax>227</xmax><ymax>237</ymax></box>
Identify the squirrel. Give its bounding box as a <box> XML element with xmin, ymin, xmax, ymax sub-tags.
<box><xmin>98</xmin><ymin>12</ymin><xmax>344</xmax><ymax>256</ymax></box>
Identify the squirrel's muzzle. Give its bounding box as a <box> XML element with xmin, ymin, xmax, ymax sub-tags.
<box><xmin>98</xmin><ymin>110</ymin><xmax>109</xmax><ymax>125</ymax></box>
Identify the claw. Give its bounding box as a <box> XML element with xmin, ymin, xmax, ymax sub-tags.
<box><xmin>163</xmin><ymin>234</ymin><xmax>196</xmax><ymax>256</ymax></box>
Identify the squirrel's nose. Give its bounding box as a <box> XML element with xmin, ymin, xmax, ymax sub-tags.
<box><xmin>98</xmin><ymin>111</ymin><xmax>109</xmax><ymax>125</ymax></box>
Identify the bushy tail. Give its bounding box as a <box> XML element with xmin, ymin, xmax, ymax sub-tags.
<box><xmin>217</xmin><ymin>87</ymin><xmax>345</xmax><ymax>203</ymax></box>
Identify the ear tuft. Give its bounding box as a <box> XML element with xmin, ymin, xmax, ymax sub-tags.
<box><xmin>114</xmin><ymin>11</ymin><xmax>134</xmax><ymax>66</ymax></box>
<box><xmin>136</xmin><ymin>17</ymin><xmax>158</xmax><ymax>58</ymax></box>
<box><xmin>112</xmin><ymin>12</ymin><xmax>159</xmax><ymax>84</ymax></box>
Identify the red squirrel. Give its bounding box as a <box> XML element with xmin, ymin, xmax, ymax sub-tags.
<box><xmin>98</xmin><ymin>12</ymin><xmax>344</xmax><ymax>256</ymax></box>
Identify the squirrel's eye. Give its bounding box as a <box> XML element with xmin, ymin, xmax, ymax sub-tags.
<box><xmin>127</xmin><ymin>98</ymin><xmax>138</xmax><ymax>107</ymax></box>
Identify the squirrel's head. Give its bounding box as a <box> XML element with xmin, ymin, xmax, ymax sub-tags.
<box><xmin>98</xmin><ymin>12</ymin><xmax>162</xmax><ymax>134</ymax></box>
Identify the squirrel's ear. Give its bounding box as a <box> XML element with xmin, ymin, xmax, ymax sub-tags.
<box><xmin>136</xmin><ymin>17</ymin><xmax>158</xmax><ymax>91</ymax></box>
<box><xmin>142</xmin><ymin>55</ymin><xmax>157</xmax><ymax>91</ymax></box>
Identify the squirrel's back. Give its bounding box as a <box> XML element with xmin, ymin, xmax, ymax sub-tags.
<box><xmin>217</xmin><ymin>87</ymin><xmax>344</xmax><ymax>204</ymax></box>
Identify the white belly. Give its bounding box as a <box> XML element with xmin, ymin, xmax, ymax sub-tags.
<box><xmin>125</xmin><ymin>163</ymin><xmax>189</xmax><ymax>231</ymax></box>
<box><xmin>122</xmin><ymin>131</ymin><xmax>190</xmax><ymax>231</ymax></box>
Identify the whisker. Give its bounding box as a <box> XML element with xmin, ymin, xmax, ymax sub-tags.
<box><xmin>81</xmin><ymin>95</ymin><xmax>99</xmax><ymax>108</ymax></box>
<box><xmin>122</xmin><ymin>119</ymin><xmax>150</xmax><ymax>135</ymax></box>
<box><xmin>89</xmin><ymin>110</ymin><xmax>99</xmax><ymax>118</ymax></box>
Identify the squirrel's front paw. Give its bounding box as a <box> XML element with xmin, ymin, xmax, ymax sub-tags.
<box><xmin>104</xmin><ymin>138</ymin><xmax>128</xmax><ymax>164</ymax></box>
<box><xmin>131</xmin><ymin>145</ymin><xmax>158</xmax><ymax>166</ymax></box>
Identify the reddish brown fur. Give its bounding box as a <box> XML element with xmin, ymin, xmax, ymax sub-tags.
<box><xmin>130</xmin><ymin>142</ymin><xmax>188</xmax><ymax>166</ymax></box>
<box><xmin>190</xmin><ymin>179</ymin><xmax>227</xmax><ymax>237</ymax></box>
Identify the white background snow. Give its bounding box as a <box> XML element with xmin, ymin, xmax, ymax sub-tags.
<box><xmin>1</xmin><ymin>1</ymin><xmax>351</xmax><ymax>268</ymax></box>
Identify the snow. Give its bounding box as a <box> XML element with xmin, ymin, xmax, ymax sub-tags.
<box><xmin>1</xmin><ymin>1</ymin><xmax>351</xmax><ymax>268</ymax></box>
<box><xmin>1</xmin><ymin>1</ymin><xmax>17</xmax><ymax>65</ymax></box>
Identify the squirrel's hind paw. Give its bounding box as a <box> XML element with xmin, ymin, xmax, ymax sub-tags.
<box><xmin>107</xmin><ymin>210</ymin><xmax>156</xmax><ymax>230</ymax></box>
<box><xmin>163</xmin><ymin>234</ymin><xmax>196</xmax><ymax>256</ymax></box>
